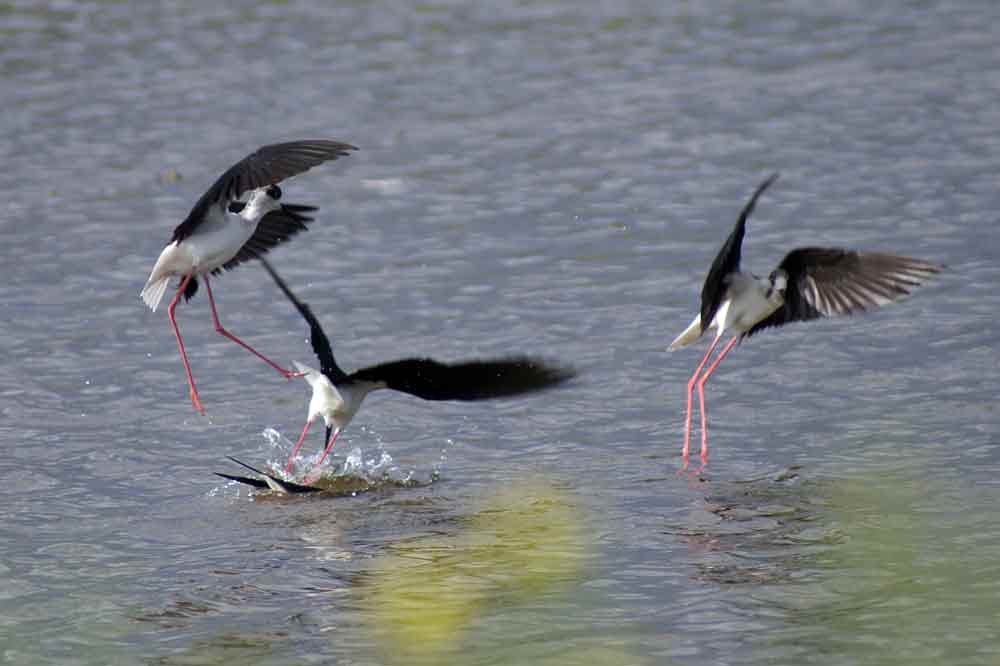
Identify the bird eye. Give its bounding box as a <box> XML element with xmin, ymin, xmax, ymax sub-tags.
<box><xmin>228</xmin><ymin>201</ymin><xmax>246</xmax><ymax>214</ymax></box>
<box><xmin>267</xmin><ymin>185</ymin><xmax>282</xmax><ymax>200</ymax></box>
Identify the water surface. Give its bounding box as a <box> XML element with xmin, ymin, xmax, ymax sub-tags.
<box><xmin>2</xmin><ymin>1</ymin><xmax>998</xmax><ymax>664</ymax></box>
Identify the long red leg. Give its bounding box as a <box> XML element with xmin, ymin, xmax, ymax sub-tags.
<box><xmin>695</xmin><ymin>336</ymin><xmax>739</xmax><ymax>465</ymax></box>
<box><xmin>167</xmin><ymin>273</ymin><xmax>205</xmax><ymax>415</ymax></box>
<box><xmin>314</xmin><ymin>428</ymin><xmax>341</xmax><ymax>469</ymax></box>
<box><xmin>203</xmin><ymin>276</ymin><xmax>300</xmax><ymax>378</ymax></box>
<box><xmin>681</xmin><ymin>334</ymin><xmax>722</xmax><ymax>466</ymax></box>
<box><xmin>304</xmin><ymin>428</ymin><xmax>341</xmax><ymax>485</ymax></box>
<box><xmin>286</xmin><ymin>417</ymin><xmax>314</xmax><ymax>474</ymax></box>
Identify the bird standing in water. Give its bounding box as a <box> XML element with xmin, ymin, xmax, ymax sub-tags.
<box><xmin>669</xmin><ymin>174</ymin><xmax>941</xmax><ymax>471</ymax></box>
<box><xmin>140</xmin><ymin>140</ymin><xmax>357</xmax><ymax>414</ymax></box>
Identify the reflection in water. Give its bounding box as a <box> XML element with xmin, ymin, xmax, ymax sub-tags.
<box><xmin>147</xmin><ymin>634</ymin><xmax>281</xmax><ymax>665</ymax></box>
<box><xmin>669</xmin><ymin>467</ymin><xmax>832</xmax><ymax>585</ymax></box>
<box><xmin>680</xmin><ymin>463</ymin><xmax>1000</xmax><ymax>663</ymax></box>
<box><xmin>362</xmin><ymin>479</ymin><xmax>642</xmax><ymax>665</ymax></box>
<box><xmin>761</xmin><ymin>466</ymin><xmax>1000</xmax><ymax>664</ymax></box>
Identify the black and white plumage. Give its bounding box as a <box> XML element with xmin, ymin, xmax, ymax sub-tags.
<box><xmin>259</xmin><ymin>258</ymin><xmax>576</xmax><ymax>482</ymax></box>
<box><xmin>215</xmin><ymin>457</ymin><xmax>321</xmax><ymax>494</ymax></box>
<box><xmin>668</xmin><ymin>173</ymin><xmax>941</xmax><ymax>469</ymax></box>
<box><xmin>140</xmin><ymin>140</ymin><xmax>357</xmax><ymax>414</ymax></box>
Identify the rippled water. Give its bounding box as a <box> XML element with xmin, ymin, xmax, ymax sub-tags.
<box><xmin>3</xmin><ymin>1</ymin><xmax>999</xmax><ymax>664</ymax></box>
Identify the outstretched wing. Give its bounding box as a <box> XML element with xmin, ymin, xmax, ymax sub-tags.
<box><xmin>172</xmin><ymin>140</ymin><xmax>357</xmax><ymax>243</ymax></box>
<box><xmin>349</xmin><ymin>356</ymin><xmax>576</xmax><ymax>401</ymax></box>
<box><xmin>743</xmin><ymin>248</ymin><xmax>941</xmax><ymax>337</ymax></box>
<box><xmin>216</xmin><ymin>457</ymin><xmax>322</xmax><ymax>494</ymax></box>
<box><xmin>258</xmin><ymin>257</ymin><xmax>347</xmax><ymax>382</ymax></box>
<box><xmin>214</xmin><ymin>204</ymin><xmax>317</xmax><ymax>273</ymax></box>
<box><xmin>700</xmin><ymin>173</ymin><xmax>779</xmax><ymax>331</ymax></box>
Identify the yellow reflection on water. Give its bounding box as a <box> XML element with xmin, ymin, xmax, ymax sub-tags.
<box><xmin>363</xmin><ymin>479</ymin><xmax>611</xmax><ymax>664</ymax></box>
<box><xmin>764</xmin><ymin>462</ymin><xmax>1000</xmax><ymax>663</ymax></box>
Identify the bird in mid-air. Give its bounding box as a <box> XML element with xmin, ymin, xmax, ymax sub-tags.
<box><xmin>140</xmin><ymin>139</ymin><xmax>357</xmax><ymax>414</ymax></box>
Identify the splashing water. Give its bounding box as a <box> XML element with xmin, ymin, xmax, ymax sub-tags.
<box><xmin>258</xmin><ymin>427</ymin><xmax>434</xmax><ymax>490</ymax></box>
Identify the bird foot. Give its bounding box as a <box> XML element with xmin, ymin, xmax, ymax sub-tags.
<box><xmin>676</xmin><ymin>454</ymin><xmax>708</xmax><ymax>479</ymax></box>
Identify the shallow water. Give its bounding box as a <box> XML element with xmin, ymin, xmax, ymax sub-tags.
<box><xmin>2</xmin><ymin>1</ymin><xmax>999</xmax><ymax>664</ymax></box>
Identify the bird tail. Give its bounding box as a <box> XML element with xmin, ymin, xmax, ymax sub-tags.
<box><xmin>140</xmin><ymin>242</ymin><xmax>184</xmax><ymax>312</ymax></box>
<box><xmin>668</xmin><ymin>314</ymin><xmax>702</xmax><ymax>351</ymax></box>
<box><xmin>140</xmin><ymin>275</ymin><xmax>170</xmax><ymax>312</ymax></box>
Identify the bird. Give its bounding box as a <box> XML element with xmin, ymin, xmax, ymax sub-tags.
<box><xmin>258</xmin><ymin>257</ymin><xmax>576</xmax><ymax>483</ymax></box>
<box><xmin>668</xmin><ymin>173</ymin><xmax>941</xmax><ymax>470</ymax></box>
<box><xmin>215</xmin><ymin>457</ymin><xmax>321</xmax><ymax>495</ymax></box>
<box><xmin>140</xmin><ymin>139</ymin><xmax>357</xmax><ymax>414</ymax></box>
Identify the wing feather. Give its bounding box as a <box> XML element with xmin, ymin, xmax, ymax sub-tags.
<box><xmin>171</xmin><ymin>140</ymin><xmax>356</xmax><ymax>243</ymax></box>
<box><xmin>743</xmin><ymin>248</ymin><xmax>941</xmax><ymax>337</ymax></box>
<box><xmin>258</xmin><ymin>257</ymin><xmax>347</xmax><ymax>382</ymax></box>
<box><xmin>213</xmin><ymin>204</ymin><xmax>317</xmax><ymax>273</ymax></box>
<box><xmin>699</xmin><ymin>173</ymin><xmax>779</xmax><ymax>331</ymax></box>
<box><xmin>348</xmin><ymin>357</ymin><xmax>575</xmax><ymax>401</ymax></box>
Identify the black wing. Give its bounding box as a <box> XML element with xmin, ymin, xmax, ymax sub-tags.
<box><xmin>258</xmin><ymin>257</ymin><xmax>347</xmax><ymax>382</ymax></box>
<box><xmin>216</xmin><ymin>457</ymin><xmax>322</xmax><ymax>494</ymax></box>
<box><xmin>213</xmin><ymin>204</ymin><xmax>317</xmax><ymax>273</ymax></box>
<box><xmin>348</xmin><ymin>356</ymin><xmax>576</xmax><ymax>401</ymax></box>
<box><xmin>743</xmin><ymin>248</ymin><xmax>942</xmax><ymax>338</ymax></box>
<box><xmin>700</xmin><ymin>173</ymin><xmax>779</xmax><ymax>330</ymax></box>
<box><xmin>171</xmin><ymin>140</ymin><xmax>357</xmax><ymax>243</ymax></box>
<box><xmin>214</xmin><ymin>472</ymin><xmax>271</xmax><ymax>489</ymax></box>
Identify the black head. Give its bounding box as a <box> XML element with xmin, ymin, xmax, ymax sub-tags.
<box><xmin>266</xmin><ymin>184</ymin><xmax>282</xmax><ymax>200</ymax></box>
<box><xmin>765</xmin><ymin>269</ymin><xmax>788</xmax><ymax>300</ymax></box>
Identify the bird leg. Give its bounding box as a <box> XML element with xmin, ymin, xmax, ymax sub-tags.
<box><xmin>167</xmin><ymin>273</ymin><xmax>205</xmax><ymax>415</ymax></box>
<box><xmin>285</xmin><ymin>417</ymin><xmax>315</xmax><ymax>474</ymax></box>
<box><xmin>203</xmin><ymin>276</ymin><xmax>302</xmax><ymax>378</ymax></box>
<box><xmin>694</xmin><ymin>336</ymin><xmax>739</xmax><ymax>465</ymax></box>
<box><xmin>305</xmin><ymin>428</ymin><xmax>341</xmax><ymax>485</ymax></box>
<box><xmin>681</xmin><ymin>334</ymin><xmax>722</xmax><ymax>468</ymax></box>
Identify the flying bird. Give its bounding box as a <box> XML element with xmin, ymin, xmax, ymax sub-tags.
<box><xmin>669</xmin><ymin>173</ymin><xmax>941</xmax><ymax>470</ymax></box>
<box><xmin>259</xmin><ymin>258</ymin><xmax>576</xmax><ymax>483</ymax></box>
<box><xmin>140</xmin><ymin>140</ymin><xmax>357</xmax><ymax>414</ymax></box>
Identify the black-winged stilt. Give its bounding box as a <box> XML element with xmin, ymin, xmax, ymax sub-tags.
<box><xmin>140</xmin><ymin>140</ymin><xmax>357</xmax><ymax>414</ymax></box>
<box><xmin>259</xmin><ymin>258</ymin><xmax>576</xmax><ymax>483</ymax></box>
<box><xmin>216</xmin><ymin>457</ymin><xmax>321</xmax><ymax>494</ymax></box>
<box><xmin>669</xmin><ymin>173</ymin><xmax>941</xmax><ymax>470</ymax></box>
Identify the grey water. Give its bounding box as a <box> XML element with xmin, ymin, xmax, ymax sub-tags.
<box><xmin>2</xmin><ymin>1</ymin><xmax>999</xmax><ymax>664</ymax></box>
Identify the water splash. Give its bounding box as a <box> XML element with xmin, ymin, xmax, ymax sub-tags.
<box><xmin>257</xmin><ymin>427</ymin><xmax>435</xmax><ymax>493</ymax></box>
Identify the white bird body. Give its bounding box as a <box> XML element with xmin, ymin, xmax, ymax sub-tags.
<box><xmin>141</xmin><ymin>192</ymin><xmax>277</xmax><ymax>311</ymax></box>
<box><xmin>293</xmin><ymin>361</ymin><xmax>381</xmax><ymax>434</ymax></box>
<box><xmin>669</xmin><ymin>272</ymin><xmax>786</xmax><ymax>350</ymax></box>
